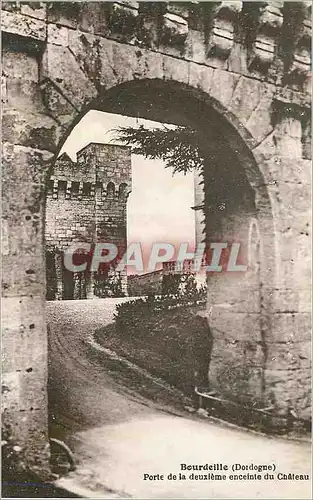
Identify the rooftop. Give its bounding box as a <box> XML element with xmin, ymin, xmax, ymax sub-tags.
<box><xmin>76</xmin><ymin>142</ymin><xmax>131</xmax><ymax>157</ymax></box>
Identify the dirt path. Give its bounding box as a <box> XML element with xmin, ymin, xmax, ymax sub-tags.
<box><xmin>47</xmin><ymin>300</ymin><xmax>311</xmax><ymax>499</ymax></box>
<box><xmin>47</xmin><ymin>299</ymin><xmax>155</xmax><ymax>436</ymax></box>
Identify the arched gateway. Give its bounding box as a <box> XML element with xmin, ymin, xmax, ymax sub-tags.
<box><xmin>2</xmin><ymin>1</ymin><xmax>311</xmax><ymax>478</ymax></box>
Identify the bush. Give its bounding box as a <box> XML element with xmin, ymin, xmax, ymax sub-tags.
<box><xmin>115</xmin><ymin>275</ymin><xmax>206</xmax><ymax>332</ymax></box>
<box><xmin>94</xmin><ymin>271</ymin><xmax>125</xmax><ymax>298</ymax></box>
<box><xmin>98</xmin><ymin>282</ymin><xmax>211</xmax><ymax>394</ymax></box>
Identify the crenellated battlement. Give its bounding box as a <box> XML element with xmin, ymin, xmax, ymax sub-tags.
<box><xmin>45</xmin><ymin>143</ymin><xmax>131</xmax><ymax>254</ymax></box>
<box><xmin>1</xmin><ymin>1</ymin><xmax>311</xmax><ymax>92</ymax></box>
<box><xmin>47</xmin><ymin>177</ymin><xmax>131</xmax><ymax>201</ymax></box>
<box><xmin>2</xmin><ymin>2</ymin><xmax>312</xmax><ymax>476</ymax></box>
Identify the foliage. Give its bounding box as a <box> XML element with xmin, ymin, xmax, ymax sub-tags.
<box><xmin>112</xmin><ymin>123</ymin><xmax>223</xmax><ymax>241</ymax></box>
<box><xmin>162</xmin><ymin>272</ymin><xmax>205</xmax><ymax>298</ymax></box>
<box><xmin>94</xmin><ymin>271</ymin><xmax>125</xmax><ymax>298</ymax></box>
<box><xmin>162</xmin><ymin>273</ymin><xmax>181</xmax><ymax>296</ymax></box>
<box><xmin>182</xmin><ymin>273</ymin><xmax>202</xmax><ymax>298</ymax></box>
<box><xmin>98</xmin><ymin>295</ymin><xmax>211</xmax><ymax>395</ymax></box>
<box><xmin>113</xmin><ymin>125</ymin><xmax>204</xmax><ymax>174</ymax></box>
<box><xmin>108</xmin><ymin>4</ymin><xmax>137</xmax><ymax>38</ymax></box>
<box><xmin>113</xmin><ymin>123</ymin><xmax>251</xmax><ymax>228</ymax></box>
<box><xmin>114</xmin><ymin>275</ymin><xmax>206</xmax><ymax>332</ymax></box>
<box><xmin>98</xmin><ymin>268</ymin><xmax>210</xmax><ymax>397</ymax></box>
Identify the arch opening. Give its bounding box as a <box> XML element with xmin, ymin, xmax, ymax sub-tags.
<box><xmin>47</xmin><ymin>78</ymin><xmax>276</xmax><ymax>417</ymax></box>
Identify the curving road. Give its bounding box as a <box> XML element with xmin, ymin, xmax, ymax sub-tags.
<box><xmin>47</xmin><ymin>299</ymin><xmax>311</xmax><ymax>499</ymax></box>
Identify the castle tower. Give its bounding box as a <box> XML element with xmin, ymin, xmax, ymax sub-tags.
<box><xmin>193</xmin><ymin>169</ymin><xmax>205</xmax><ymax>247</ymax></box>
<box><xmin>45</xmin><ymin>143</ymin><xmax>132</xmax><ymax>299</ymax></box>
<box><xmin>192</xmin><ymin>170</ymin><xmax>207</xmax><ymax>288</ymax></box>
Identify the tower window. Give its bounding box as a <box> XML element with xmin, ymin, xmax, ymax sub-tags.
<box><xmin>118</xmin><ymin>183</ymin><xmax>127</xmax><ymax>199</ymax></box>
<box><xmin>107</xmin><ymin>182</ymin><xmax>115</xmax><ymax>197</ymax></box>
<box><xmin>82</xmin><ymin>183</ymin><xmax>91</xmax><ymax>195</ymax></box>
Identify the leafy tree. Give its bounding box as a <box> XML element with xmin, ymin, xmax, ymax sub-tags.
<box><xmin>94</xmin><ymin>270</ymin><xmax>125</xmax><ymax>298</ymax></box>
<box><xmin>114</xmin><ymin>124</ymin><xmax>209</xmax><ymax>242</ymax></box>
<box><xmin>162</xmin><ymin>273</ymin><xmax>181</xmax><ymax>296</ymax></box>
<box><xmin>113</xmin><ymin>125</ymin><xmax>204</xmax><ymax>174</ymax></box>
<box><xmin>113</xmin><ymin>123</ymin><xmax>251</xmax><ymax>232</ymax></box>
<box><xmin>182</xmin><ymin>273</ymin><xmax>199</xmax><ymax>298</ymax></box>
<box><xmin>112</xmin><ymin>124</ymin><xmax>231</xmax><ymax>245</ymax></box>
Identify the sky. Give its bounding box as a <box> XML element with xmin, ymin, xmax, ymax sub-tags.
<box><xmin>60</xmin><ymin>111</ymin><xmax>196</xmax><ymax>270</ymax></box>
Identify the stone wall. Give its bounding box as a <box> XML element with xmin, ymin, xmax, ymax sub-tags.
<box><xmin>1</xmin><ymin>0</ymin><xmax>311</xmax><ymax>476</ymax></box>
<box><xmin>128</xmin><ymin>270</ymin><xmax>163</xmax><ymax>296</ymax></box>
<box><xmin>2</xmin><ymin>41</ymin><xmax>52</xmax><ymax>479</ymax></box>
<box><xmin>45</xmin><ymin>143</ymin><xmax>131</xmax><ymax>299</ymax></box>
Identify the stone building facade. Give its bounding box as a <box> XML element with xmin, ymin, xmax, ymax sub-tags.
<box><xmin>128</xmin><ymin>270</ymin><xmax>164</xmax><ymax>296</ymax></box>
<box><xmin>128</xmin><ymin>260</ymin><xmax>207</xmax><ymax>296</ymax></box>
<box><xmin>1</xmin><ymin>1</ymin><xmax>311</xmax><ymax>478</ymax></box>
<box><xmin>45</xmin><ymin>143</ymin><xmax>131</xmax><ymax>299</ymax></box>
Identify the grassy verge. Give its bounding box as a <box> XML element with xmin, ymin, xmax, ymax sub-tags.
<box><xmin>95</xmin><ymin>302</ymin><xmax>212</xmax><ymax>396</ymax></box>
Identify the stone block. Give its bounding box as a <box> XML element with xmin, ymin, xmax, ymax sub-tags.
<box><xmin>2</xmin><ymin>367</ymin><xmax>47</xmax><ymax>411</ymax></box>
<box><xmin>246</xmin><ymin>88</ymin><xmax>275</xmax><ymax>144</ymax></box>
<box><xmin>264</xmin><ymin>368</ymin><xmax>311</xmax><ymax>418</ymax></box>
<box><xmin>47</xmin><ymin>23</ymin><xmax>69</xmax><ymax>47</ymax></box>
<box><xmin>2</xmin><ymin>253</ymin><xmax>46</xmax><ymax>298</ymax></box>
<box><xmin>4</xmin><ymin>77</ymin><xmax>46</xmax><ymax>115</ymax></box>
<box><xmin>21</xmin><ymin>3</ymin><xmax>47</xmax><ymax>21</ymax></box>
<box><xmin>136</xmin><ymin>48</ymin><xmax>164</xmax><ymax>81</ymax></box>
<box><xmin>47</xmin><ymin>2</ymin><xmax>81</xmax><ymax>29</ymax></box>
<box><xmin>78</xmin><ymin>2</ymin><xmax>109</xmax><ymax>36</ymax></box>
<box><xmin>191</xmin><ymin>64</ymin><xmax>214</xmax><ymax>94</ymax></box>
<box><xmin>209</xmin><ymin>310</ymin><xmax>262</xmax><ymax>344</ymax></box>
<box><xmin>209</xmin><ymin>353</ymin><xmax>265</xmax><ymax>406</ymax></box>
<box><xmin>2</xmin><ymin>404</ymin><xmax>50</xmax><ymax>480</ymax></box>
<box><xmin>260</xmin><ymin>157</ymin><xmax>311</xmax><ymax>186</ymax></box>
<box><xmin>2</xmin><ymin>293</ymin><xmax>49</xmax><ymax>479</ymax></box>
<box><xmin>272</xmin><ymin>248</ymin><xmax>310</xmax><ymax>290</ymax></box>
<box><xmin>2</xmin><ymin>48</ymin><xmax>39</xmax><ymax>82</ymax></box>
<box><xmin>268</xmin><ymin>288</ymin><xmax>311</xmax><ymax>314</ymax></box>
<box><xmin>68</xmin><ymin>30</ymin><xmax>107</xmax><ymax>90</ymax></box>
<box><xmin>230</xmin><ymin>77</ymin><xmax>271</xmax><ymax>124</ymax></box>
<box><xmin>275</xmin><ymin>112</ymin><xmax>303</xmax><ymax>138</ymax></box>
<box><xmin>2</xmin><ymin>143</ymin><xmax>51</xmax><ymax>214</ymax></box>
<box><xmin>2</xmin><ymin>111</ymin><xmax>57</xmax><ymax>153</ymax></box>
<box><xmin>1</xmin><ymin>10</ymin><xmax>46</xmax><ymax>42</ymax></box>
<box><xmin>95</xmin><ymin>38</ymin><xmax>123</xmax><ymax>90</ymax></box>
<box><xmin>208</xmin><ymin>286</ymin><xmax>261</xmax><ymax>313</ymax></box>
<box><xmin>273</xmin><ymin>130</ymin><xmax>303</xmax><ymax>159</ymax></box>
<box><xmin>1</xmin><ymin>209</ymin><xmax>44</xmax><ymax>258</ymax></box>
<box><xmin>266</xmin><ymin>339</ymin><xmax>311</xmax><ymax>371</ymax></box>
<box><xmin>40</xmin><ymin>43</ymin><xmax>98</xmax><ymax>111</ymax></box>
<box><xmin>111</xmin><ymin>42</ymin><xmax>142</xmax><ymax>85</ymax></box>
<box><xmin>185</xmin><ymin>29</ymin><xmax>206</xmax><ymax>64</ymax></box>
<box><xmin>227</xmin><ymin>41</ymin><xmax>246</xmax><ymax>74</ymax></box>
<box><xmin>1</xmin><ymin>73</ymin><xmax>7</xmax><ymax>106</ymax></box>
<box><xmin>208</xmin><ymin>69</ymin><xmax>240</xmax><ymax>109</ymax></box>
<box><xmin>276</xmin><ymin>182</ymin><xmax>310</xmax><ymax>216</ymax></box>
<box><xmin>163</xmin><ymin>55</ymin><xmax>189</xmax><ymax>85</ymax></box>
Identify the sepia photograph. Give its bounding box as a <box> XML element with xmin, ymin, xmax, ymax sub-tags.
<box><xmin>1</xmin><ymin>1</ymin><xmax>312</xmax><ymax>499</ymax></box>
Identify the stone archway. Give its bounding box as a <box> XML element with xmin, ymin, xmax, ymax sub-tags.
<box><xmin>61</xmin><ymin>78</ymin><xmax>276</xmax><ymax>412</ymax></box>
<box><xmin>2</xmin><ymin>1</ymin><xmax>311</xmax><ymax>478</ymax></box>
